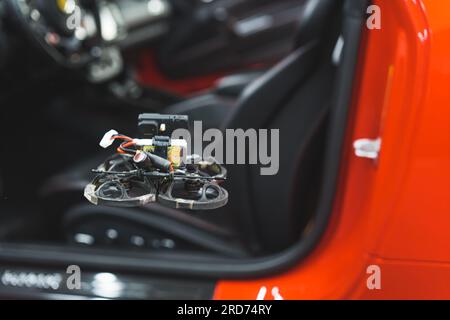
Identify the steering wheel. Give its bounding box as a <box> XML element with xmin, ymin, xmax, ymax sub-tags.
<box><xmin>6</xmin><ymin>0</ymin><xmax>126</xmax><ymax>82</ymax></box>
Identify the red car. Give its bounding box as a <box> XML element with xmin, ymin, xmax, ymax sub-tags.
<box><xmin>0</xmin><ymin>0</ymin><xmax>448</xmax><ymax>300</ymax></box>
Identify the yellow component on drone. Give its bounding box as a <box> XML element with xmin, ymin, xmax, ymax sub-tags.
<box><xmin>142</xmin><ymin>145</ymin><xmax>183</xmax><ymax>168</ymax></box>
<box><xmin>142</xmin><ymin>145</ymin><xmax>155</xmax><ymax>153</ymax></box>
<box><xmin>167</xmin><ymin>146</ymin><xmax>182</xmax><ymax>168</ymax></box>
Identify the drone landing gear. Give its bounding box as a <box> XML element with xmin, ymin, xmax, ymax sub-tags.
<box><xmin>84</xmin><ymin>154</ymin><xmax>228</xmax><ymax>210</ymax></box>
<box><xmin>158</xmin><ymin>180</ymin><xmax>228</xmax><ymax>210</ymax></box>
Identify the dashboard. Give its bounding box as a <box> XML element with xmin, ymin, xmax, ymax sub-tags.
<box><xmin>3</xmin><ymin>0</ymin><xmax>172</xmax><ymax>81</ymax></box>
<box><xmin>0</xmin><ymin>0</ymin><xmax>305</xmax><ymax>82</ymax></box>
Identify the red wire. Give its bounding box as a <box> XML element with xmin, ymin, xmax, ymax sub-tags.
<box><xmin>113</xmin><ymin>135</ymin><xmax>133</xmax><ymax>142</ymax></box>
<box><xmin>110</xmin><ymin>135</ymin><xmax>135</xmax><ymax>154</ymax></box>
<box><xmin>117</xmin><ymin>140</ymin><xmax>137</xmax><ymax>155</ymax></box>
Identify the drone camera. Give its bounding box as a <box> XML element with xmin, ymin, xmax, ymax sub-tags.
<box><xmin>138</xmin><ymin>114</ymin><xmax>189</xmax><ymax>138</ymax></box>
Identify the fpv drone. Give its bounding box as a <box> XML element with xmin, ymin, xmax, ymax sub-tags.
<box><xmin>84</xmin><ymin>114</ymin><xmax>228</xmax><ymax>210</ymax></box>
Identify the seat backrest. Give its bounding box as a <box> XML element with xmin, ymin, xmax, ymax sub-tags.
<box><xmin>222</xmin><ymin>0</ymin><xmax>342</xmax><ymax>253</ymax></box>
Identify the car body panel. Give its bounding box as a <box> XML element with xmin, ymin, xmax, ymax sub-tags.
<box><xmin>215</xmin><ymin>0</ymin><xmax>450</xmax><ymax>300</ymax></box>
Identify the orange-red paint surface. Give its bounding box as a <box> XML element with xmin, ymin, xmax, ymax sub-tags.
<box><xmin>214</xmin><ymin>0</ymin><xmax>450</xmax><ymax>300</ymax></box>
<box><xmin>134</xmin><ymin>50</ymin><xmax>229</xmax><ymax>96</ymax></box>
<box><xmin>134</xmin><ymin>50</ymin><xmax>269</xmax><ymax>96</ymax></box>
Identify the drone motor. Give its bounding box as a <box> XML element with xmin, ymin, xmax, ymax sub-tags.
<box><xmin>158</xmin><ymin>179</ymin><xmax>228</xmax><ymax>210</ymax></box>
<box><xmin>84</xmin><ymin>155</ymin><xmax>158</xmax><ymax>207</ymax></box>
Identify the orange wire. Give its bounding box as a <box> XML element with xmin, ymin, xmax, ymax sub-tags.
<box><xmin>117</xmin><ymin>140</ymin><xmax>137</xmax><ymax>155</ymax></box>
<box><xmin>122</xmin><ymin>141</ymin><xmax>136</xmax><ymax>148</ymax></box>
<box><xmin>113</xmin><ymin>135</ymin><xmax>133</xmax><ymax>142</ymax></box>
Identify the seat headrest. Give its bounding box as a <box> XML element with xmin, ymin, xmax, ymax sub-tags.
<box><xmin>295</xmin><ymin>0</ymin><xmax>342</xmax><ymax>47</ymax></box>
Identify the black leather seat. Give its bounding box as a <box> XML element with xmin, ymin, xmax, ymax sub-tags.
<box><xmin>41</xmin><ymin>0</ymin><xmax>343</xmax><ymax>256</ymax></box>
<box><xmin>162</xmin><ymin>70</ymin><xmax>264</xmax><ymax>131</ymax></box>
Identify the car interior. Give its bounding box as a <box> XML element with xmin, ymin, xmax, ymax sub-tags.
<box><xmin>0</xmin><ymin>0</ymin><xmax>368</xmax><ymax>297</ymax></box>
